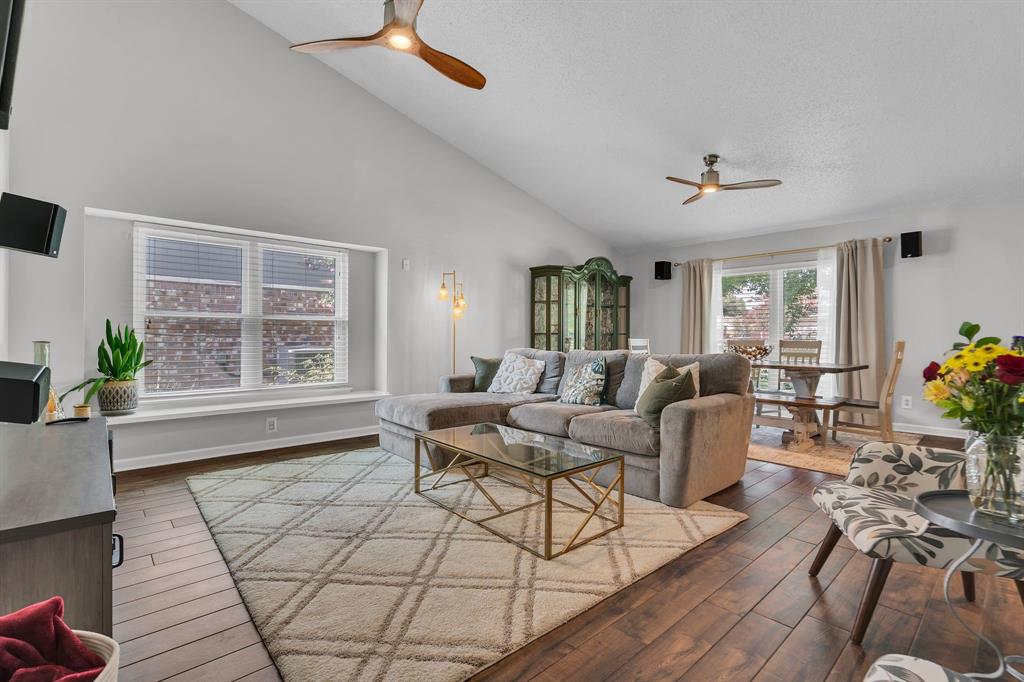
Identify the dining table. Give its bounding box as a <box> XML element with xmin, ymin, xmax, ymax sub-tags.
<box><xmin>749</xmin><ymin>358</ymin><xmax>869</xmax><ymax>451</ymax></box>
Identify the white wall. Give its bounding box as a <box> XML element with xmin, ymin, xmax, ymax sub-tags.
<box><xmin>6</xmin><ymin>0</ymin><xmax>613</xmax><ymax>467</ymax></box>
<box><xmin>622</xmin><ymin>196</ymin><xmax>1024</xmax><ymax>435</ymax></box>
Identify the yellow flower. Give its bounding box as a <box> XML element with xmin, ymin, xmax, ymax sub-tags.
<box><xmin>923</xmin><ymin>380</ymin><xmax>951</xmax><ymax>403</ymax></box>
<box><xmin>961</xmin><ymin>395</ymin><xmax>975</xmax><ymax>411</ymax></box>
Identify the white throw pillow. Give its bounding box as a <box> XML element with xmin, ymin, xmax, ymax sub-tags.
<box><xmin>635</xmin><ymin>358</ymin><xmax>701</xmax><ymax>413</ymax></box>
<box><xmin>487</xmin><ymin>351</ymin><xmax>546</xmax><ymax>394</ymax></box>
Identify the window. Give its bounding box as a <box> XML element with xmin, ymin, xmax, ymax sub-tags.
<box><xmin>133</xmin><ymin>222</ymin><xmax>348</xmax><ymax>396</ymax></box>
<box><xmin>710</xmin><ymin>248</ymin><xmax>837</xmax><ymax>394</ymax></box>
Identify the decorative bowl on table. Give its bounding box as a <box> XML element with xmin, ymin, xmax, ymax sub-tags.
<box><xmin>728</xmin><ymin>344</ymin><xmax>773</xmax><ymax>362</ymax></box>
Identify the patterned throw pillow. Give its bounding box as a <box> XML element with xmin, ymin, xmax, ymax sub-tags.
<box><xmin>487</xmin><ymin>351</ymin><xmax>546</xmax><ymax>394</ymax></box>
<box><xmin>558</xmin><ymin>358</ymin><xmax>607</xmax><ymax>405</ymax></box>
<box><xmin>634</xmin><ymin>358</ymin><xmax>701</xmax><ymax>414</ymax></box>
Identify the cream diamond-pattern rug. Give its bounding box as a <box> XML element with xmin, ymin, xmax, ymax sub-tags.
<box><xmin>186</xmin><ymin>448</ymin><xmax>746</xmax><ymax>681</ymax></box>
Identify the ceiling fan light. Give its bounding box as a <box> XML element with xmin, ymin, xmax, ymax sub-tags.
<box><xmin>388</xmin><ymin>34</ymin><xmax>412</xmax><ymax>49</ymax></box>
<box><xmin>702</xmin><ymin>185</ymin><xmax>719</xmax><ymax>193</ymax></box>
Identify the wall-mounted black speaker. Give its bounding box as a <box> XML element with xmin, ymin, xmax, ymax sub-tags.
<box><xmin>900</xmin><ymin>231</ymin><xmax>922</xmax><ymax>259</ymax></box>
<box><xmin>654</xmin><ymin>261</ymin><xmax>672</xmax><ymax>280</ymax></box>
<box><xmin>0</xmin><ymin>361</ymin><xmax>49</xmax><ymax>424</ymax></box>
<box><xmin>0</xmin><ymin>192</ymin><xmax>66</xmax><ymax>257</ymax></box>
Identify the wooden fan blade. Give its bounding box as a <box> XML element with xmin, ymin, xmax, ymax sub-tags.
<box><xmin>415</xmin><ymin>40</ymin><xmax>486</xmax><ymax>89</ymax></box>
<box><xmin>683</xmin><ymin>190</ymin><xmax>704</xmax><ymax>205</ymax></box>
<box><xmin>291</xmin><ymin>29</ymin><xmax>387</xmax><ymax>53</ymax></box>
<box><xmin>720</xmin><ymin>179</ymin><xmax>782</xmax><ymax>190</ymax></box>
<box><xmin>666</xmin><ymin>176</ymin><xmax>701</xmax><ymax>189</ymax></box>
<box><xmin>393</xmin><ymin>0</ymin><xmax>425</xmax><ymax>26</ymax></box>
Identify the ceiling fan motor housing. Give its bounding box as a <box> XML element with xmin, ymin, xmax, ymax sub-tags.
<box><xmin>701</xmin><ymin>169</ymin><xmax>719</xmax><ymax>186</ymax></box>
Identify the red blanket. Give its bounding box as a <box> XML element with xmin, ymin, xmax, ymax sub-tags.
<box><xmin>0</xmin><ymin>597</ymin><xmax>105</xmax><ymax>682</ymax></box>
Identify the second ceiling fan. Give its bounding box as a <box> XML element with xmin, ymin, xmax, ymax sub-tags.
<box><xmin>666</xmin><ymin>154</ymin><xmax>781</xmax><ymax>205</ymax></box>
<box><xmin>290</xmin><ymin>0</ymin><xmax>486</xmax><ymax>90</ymax></box>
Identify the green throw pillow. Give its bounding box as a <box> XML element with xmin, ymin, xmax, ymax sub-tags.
<box><xmin>471</xmin><ymin>356</ymin><xmax>502</xmax><ymax>392</ymax></box>
<box><xmin>635</xmin><ymin>365</ymin><xmax>697</xmax><ymax>429</ymax></box>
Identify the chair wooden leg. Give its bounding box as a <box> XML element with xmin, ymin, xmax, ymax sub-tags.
<box><xmin>831</xmin><ymin>409</ymin><xmax>839</xmax><ymax>442</ymax></box>
<box><xmin>809</xmin><ymin>523</ymin><xmax>843</xmax><ymax>577</ymax></box>
<box><xmin>852</xmin><ymin>558</ymin><xmax>893</xmax><ymax>644</ymax></box>
<box><xmin>1016</xmin><ymin>580</ymin><xmax>1024</xmax><ymax>607</ymax></box>
<box><xmin>961</xmin><ymin>571</ymin><xmax>976</xmax><ymax>602</ymax></box>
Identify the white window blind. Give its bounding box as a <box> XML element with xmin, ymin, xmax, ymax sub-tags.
<box><xmin>132</xmin><ymin>222</ymin><xmax>349</xmax><ymax>396</ymax></box>
<box><xmin>710</xmin><ymin>255</ymin><xmax>836</xmax><ymax>394</ymax></box>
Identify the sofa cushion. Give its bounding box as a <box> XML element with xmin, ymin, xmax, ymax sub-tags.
<box><xmin>506</xmin><ymin>402</ymin><xmax>615</xmax><ymax>437</ymax></box>
<box><xmin>508</xmin><ymin>348</ymin><xmax>566</xmax><ymax>394</ymax></box>
<box><xmin>375</xmin><ymin>392</ymin><xmax>556</xmax><ymax>432</ymax></box>
<box><xmin>616</xmin><ymin>352</ymin><xmax>749</xmax><ymax>405</ymax></box>
<box><xmin>568</xmin><ymin>409</ymin><xmax>660</xmax><ymax>457</ymax></box>
<box><xmin>558</xmin><ymin>350</ymin><xmax>629</xmax><ymax>405</ymax></box>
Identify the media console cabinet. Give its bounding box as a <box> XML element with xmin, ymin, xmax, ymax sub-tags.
<box><xmin>0</xmin><ymin>417</ymin><xmax>117</xmax><ymax>634</ymax></box>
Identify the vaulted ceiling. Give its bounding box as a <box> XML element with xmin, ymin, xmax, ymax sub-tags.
<box><xmin>232</xmin><ymin>0</ymin><xmax>1024</xmax><ymax>250</ymax></box>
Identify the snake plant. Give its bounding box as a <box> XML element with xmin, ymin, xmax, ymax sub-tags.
<box><xmin>61</xmin><ymin>320</ymin><xmax>153</xmax><ymax>404</ymax></box>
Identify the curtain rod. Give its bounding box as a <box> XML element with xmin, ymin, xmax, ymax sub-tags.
<box><xmin>673</xmin><ymin>236</ymin><xmax>892</xmax><ymax>267</ymax></box>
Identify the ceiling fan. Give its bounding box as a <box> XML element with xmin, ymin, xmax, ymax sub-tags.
<box><xmin>290</xmin><ymin>0</ymin><xmax>486</xmax><ymax>90</ymax></box>
<box><xmin>666</xmin><ymin>154</ymin><xmax>781</xmax><ymax>205</ymax></box>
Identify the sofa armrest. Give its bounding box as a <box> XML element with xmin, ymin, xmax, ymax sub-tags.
<box><xmin>658</xmin><ymin>392</ymin><xmax>755</xmax><ymax>507</ymax></box>
<box><xmin>439</xmin><ymin>373</ymin><xmax>475</xmax><ymax>393</ymax></box>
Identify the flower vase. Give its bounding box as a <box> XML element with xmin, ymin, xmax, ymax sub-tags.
<box><xmin>965</xmin><ymin>434</ymin><xmax>1024</xmax><ymax>522</ymax></box>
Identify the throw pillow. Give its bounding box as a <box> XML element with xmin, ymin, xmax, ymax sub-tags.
<box><xmin>558</xmin><ymin>357</ymin><xmax>607</xmax><ymax>405</ymax></box>
<box><xmin>470</xmin><ymin>356</ymin><xmax>501</xmax><ymax>392</ymax></box>
<box><xmin>488</xmin><ymin>351</ymin><xmax>546</xmax><ymax>394</ymax></box>
<box><xmin>635</xmin><ymin>358</ymin><xmax>701</xmax><ymax>414</ymax></box>
<box><xmin>635</xmin><ymin>365</ymin><xmax>697</xmax><ymax>429</ymax></box>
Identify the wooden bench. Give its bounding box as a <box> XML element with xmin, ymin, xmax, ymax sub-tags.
<box><xmin>752</xmin><ymin>392</ymin><xmax>848</xmax><ymax>452</ymax></box>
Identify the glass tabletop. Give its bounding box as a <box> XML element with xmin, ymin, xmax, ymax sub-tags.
<box><xmin>417</xmin><ymin>422</ymin><xmax>622</xmax><ymax>479</ymax></box>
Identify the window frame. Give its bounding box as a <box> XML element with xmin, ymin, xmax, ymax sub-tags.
<box><xmin>718</xmin><ymin>259</ymin><xmax>818</xmax><ymax>349</ymax></box>
<box><xmin>132</xmin><ymin>223</ymin><xmax>350</xmax><ymax>400</ymax></box>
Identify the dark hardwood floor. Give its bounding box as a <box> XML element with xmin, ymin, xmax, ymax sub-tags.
<box><xmin>113</xmin><ymin>434</ymin><xmax>1024</xmax><ymax>682</ymax></box>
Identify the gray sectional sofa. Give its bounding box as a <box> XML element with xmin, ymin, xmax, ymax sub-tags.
<box><xmin>375</xmin><ymin>348</ymin><xmax>755</xmax><ymax>508</ymax></box>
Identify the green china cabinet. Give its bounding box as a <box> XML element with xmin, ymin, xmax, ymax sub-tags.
<box><xmin>530</xmin><ymin>257</ymin><xmax>632</xmax><ymax>351</ymax></box>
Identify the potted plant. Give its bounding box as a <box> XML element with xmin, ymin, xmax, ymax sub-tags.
<box><xmin>922</xmin><ymin>322</ymin><xmax>1024</xmax><ymax>521</ymax></box>
<box><xmin>62</xmin><ymin>320</ymin><xmax>152</xmax><ymax>416</ymax></box>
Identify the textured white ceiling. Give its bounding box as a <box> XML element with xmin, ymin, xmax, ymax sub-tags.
<box><xmin>231</xmin><ymin>0</ymin><xmax>1024</xmax><ymax>250</ymax></box>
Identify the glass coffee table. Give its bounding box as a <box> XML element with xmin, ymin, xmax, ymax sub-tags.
<box><xmin>415</xmin><ymin>422</ymin><xmax>624</xmax><ymax>560</ymax></box>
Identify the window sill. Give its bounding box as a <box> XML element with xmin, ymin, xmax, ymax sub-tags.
<box><xmin>105</xmin><ymin>389</ymin><xmax>390</xmax><ymax>426</ymax></box>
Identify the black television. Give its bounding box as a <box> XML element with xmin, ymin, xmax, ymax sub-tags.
<box><xmin>0</xmin><ymin>0</ymin><xmax>24</xmax><ymax>130</ymax></box>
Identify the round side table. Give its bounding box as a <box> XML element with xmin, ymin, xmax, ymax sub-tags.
<box><xmin>914</xmin><ymin>489</ymin><xmax>1024</xmax><ymax>681</ymax></box>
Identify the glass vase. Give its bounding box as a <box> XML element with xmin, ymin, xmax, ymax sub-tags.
<box><xmin>965</xmin><ymin>434</ymin><xmax>1024</xmax><ymax>522</ymax></box>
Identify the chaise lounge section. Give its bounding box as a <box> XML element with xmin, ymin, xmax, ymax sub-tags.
<box><xmin>375</xmin><ymin>348</ymin><xmax>754</xmax><ymax>508</ymax></box>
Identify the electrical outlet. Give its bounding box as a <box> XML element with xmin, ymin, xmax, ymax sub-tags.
<box><xmin>266</xmin><ymin>417</ymin><xmax>278</xmax><ymax>433</ymax></box>
<box><xmin>900</xmin><ymin>395</ymin><xmax>912</xmax><ymax>409</ymax></box>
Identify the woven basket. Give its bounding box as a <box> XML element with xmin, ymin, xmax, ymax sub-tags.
<box><xmin>73</xmin><ymin>630</ymin><xmax>119</xmax><ymax>682</ymax></box>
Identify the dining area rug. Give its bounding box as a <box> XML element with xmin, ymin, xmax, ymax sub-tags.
<box><xmin>747</xmin><ymin>426</ymin><xmax>923</xmax><ymax>475</ymax></box>
<box><xmin>185</xmin><ymin>447</ymin><xmax>746</xmax><ymax>681</ymax></box>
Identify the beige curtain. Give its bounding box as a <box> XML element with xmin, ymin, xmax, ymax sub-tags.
<box><xmin>835</xmin><ymin>239</ymin><xmax>886</xmax><ymax>423</ymax></box>
<box><xmin>680</xmin><ymin>258</ymin><xmax>712</xmax><ymax>353</ymax></box>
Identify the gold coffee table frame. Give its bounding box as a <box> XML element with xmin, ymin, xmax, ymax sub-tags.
<box><xmin>414</xmin><ymin>432</ymin><xmax>625</xmax><ymax>560</ymax></box>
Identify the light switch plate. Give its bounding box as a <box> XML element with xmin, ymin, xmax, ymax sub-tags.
<box><xmin>401</xmin><ymin>258</ymin><xmax>410</xmax><ymax>271</ymax></box>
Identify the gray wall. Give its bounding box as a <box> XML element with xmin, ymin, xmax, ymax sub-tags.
<box><xmin>6</xmin><ymin>0</ymin><xmax>614</xmax><ymax>466</ymax></box>
<box><xmin>622</xmin><ymin>196</ymin><xmax>1024</xmax><ymax>434</ymax></box>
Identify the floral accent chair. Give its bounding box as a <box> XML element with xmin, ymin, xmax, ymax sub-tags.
<box><xmin>863</xmin><ymin>654</ymin><xmax>972</xmax><ymax>682</ymax></box>
<box><xmin>810</xmin><ymin>441</ymin><xmax>1024</xmax><ymax>644</ymax></box>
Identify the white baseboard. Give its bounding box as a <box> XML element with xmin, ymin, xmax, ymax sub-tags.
<box><xmin>113</xmin><ymin>424</ymin><xmax>380</xmax><ymax>472</ymax></box>
<box><xmin>892</xmin><ymin>422</ymin><xmax>967</xmax><ymax>439</ymax></box>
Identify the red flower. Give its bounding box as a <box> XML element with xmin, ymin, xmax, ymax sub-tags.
<box><xmin>994</xmin><ymin>354</ymin><xmax>1024</xmax><ymax>385</ymax></box>
<box><xmin>923</xmin><ymin>361</ymin><xmax>942</xmax><ymax>382</ymax></box>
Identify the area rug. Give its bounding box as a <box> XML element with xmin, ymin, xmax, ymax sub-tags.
<box><xmin>186</xmin><ymin>447</ymin><xmax>746</xmax><ymax>682</ymax></box>
<box><xmin>747</xmin><ymin>427</ymin><xmax>923</xmax><ymax>475</ymax></box>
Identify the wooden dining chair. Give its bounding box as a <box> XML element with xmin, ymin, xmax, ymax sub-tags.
<box><xmin>725</xmin><ymin>338</ymin><xmax>768</xmax><ymax>392</ymax></box>
<box><xmin>830</xmin><ymin>340</ymin><xmax>905</xmax><ymax>442</ymax></box>
<box><xmin>759</xmin><ymin>339</ymin><xmax>823</xmax><ymax>417</ymax></box>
